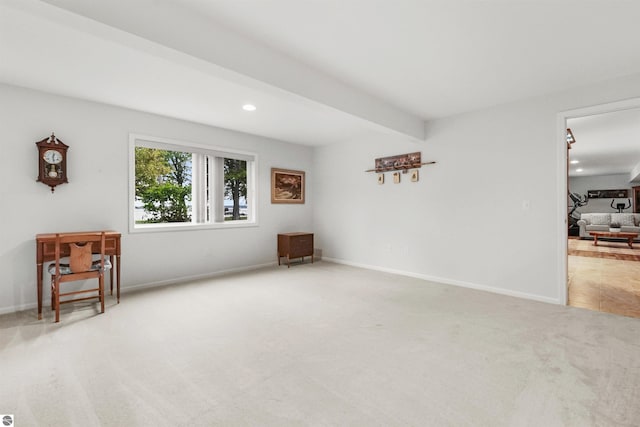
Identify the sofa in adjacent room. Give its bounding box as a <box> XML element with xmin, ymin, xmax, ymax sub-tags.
<box><xmin>577</xmin><ymin>213</ymin><xmax>640</xmax><ymax>240</ymax></box>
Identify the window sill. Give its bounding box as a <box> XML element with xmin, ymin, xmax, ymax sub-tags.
<box><xmin>129</xmin><ymin>220</ymin><xmax>258</xmax><ymax>234</ymax></box>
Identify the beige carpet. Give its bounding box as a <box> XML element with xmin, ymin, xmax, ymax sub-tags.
<box><xmin>1</xmin><ymin>262</ymin><xmax>640</xmax><ymax>426</ymax></box>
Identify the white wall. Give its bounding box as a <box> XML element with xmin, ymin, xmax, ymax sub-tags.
<box><xmin>312</xmin><ymin>73</ymin><xmax>640</xmax><ymax>303</ymax></box>
<box><xmin>0</xmin><ymin>83</ymin><xmax>313</xmax><ymax>314</ymax></box>
<box><xmin>569</xmin><ymin>174</ymin><xmax>633</xmax><ymax>213</ymax></box>
<box><xmin>7</xmin><ymin>72</ymin><xmax>640</xmax><ymax>314</ymax></box>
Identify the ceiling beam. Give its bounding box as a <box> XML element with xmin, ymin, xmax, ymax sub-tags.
<box><xmin>32</xmin><ymin>0</ymin><xmax>425</xmax><ymax>141</ymax></box>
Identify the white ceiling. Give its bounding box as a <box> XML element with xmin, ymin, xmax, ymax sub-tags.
<box><xmin>178</xmin><ymin>0</ymin><xmax>640</xmax><ymax>118</ymax></box>
<box><xmin>568</xmin><ymin>109</ymin><xmax>640</xmax><ymax>179</ymax></box>
<box><xmin>3</xmin><ymin>0</ymin><xmax>640</xmax><ymax>150</ymax></box>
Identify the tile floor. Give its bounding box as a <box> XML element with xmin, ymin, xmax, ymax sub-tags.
<box><xmin>568</xmin><ymin>246</ymin><xmax>640</xmax><ymax>318</ymax></box>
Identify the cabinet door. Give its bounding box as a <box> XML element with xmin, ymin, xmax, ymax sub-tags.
<box><xmin>635</xmin><ymin>186</ymin><xmax>640</xmax><ymax>213</ymax></box>
<box><xmin>277</xmin><ymin>235</ymin><xmax>290</xmax><ymax>256</ymax></box>
<box><xmin>290</xmin><ymin>235</ymin><xmax>313</xmax><ymax>257</ymax></box>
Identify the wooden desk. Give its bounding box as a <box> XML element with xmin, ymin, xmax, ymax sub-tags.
<box><xmin>36</xmin><ymin>230</ymin><xmax>121</xmax><ymax>320</ymax></box>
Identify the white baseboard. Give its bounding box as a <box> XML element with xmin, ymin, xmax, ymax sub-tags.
<box><xmin>322</xmin><ymin>257</ymin><xmax>561</xmax><ymax>305</ymax></box>
<box><xmin>121</xmin><ymin>261</ymin><xmax>277</xmax><ymax>294</ymax></box>
<box><xmin>0</xmin><ymin>301</ymin><xmax>38</xmax><ymax>316</ymax></box>
<box><xmin>2</xmin><ymin>259</ymin><xmax>561</xmax><ymax>315</ymax></box>
<box><xmin>0</xmin><ymin>261</ymin><xmax>277</xmax><ymax>316</ymax></box>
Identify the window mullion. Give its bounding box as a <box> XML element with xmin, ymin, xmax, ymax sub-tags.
<box><xmin>213</xmin><ymin>157</ymin><xmax>224</xmax><ymax>223</ymax></box>
<box><xmin>246</xmin><ymin>160</ymin><xmax>254</xmax><ymax>221</ymax></box>
<box><xmin>192</xmin><ymin>153</ymin><xmax>206</xmax><ymax>223</ymax></box>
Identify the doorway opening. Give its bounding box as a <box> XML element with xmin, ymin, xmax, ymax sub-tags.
<box><xmin>559</xmin><ymin>100</ymin><xmax>640</xmax><ymax>317</ymax></box>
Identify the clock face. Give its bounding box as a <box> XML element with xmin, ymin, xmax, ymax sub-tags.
<box><xmin>43</xmin><ymin>149</ymin><xmax>63</xmax><ymax>165</ymax></box>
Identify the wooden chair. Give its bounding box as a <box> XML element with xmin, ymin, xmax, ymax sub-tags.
<box><xmin>48</xmin><ymin>232</ymin><xmax>111</xmax><ymax>323</ymax></box>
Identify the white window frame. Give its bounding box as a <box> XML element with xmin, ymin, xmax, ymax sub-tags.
<box><xmin>129</xmin><ymin>134</ymin><xmax>258</xmax><ymax>233</ymax></box>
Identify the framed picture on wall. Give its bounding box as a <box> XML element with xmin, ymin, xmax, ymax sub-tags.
<box><xmin>587</xmin><ymin>189</ymin><xmax>629</xmax><ymax>199</ymax></box>
<box><xmin>271</xmin><ymin>168</ymin><xmax>305</xmax><ymax>204</ymax></box>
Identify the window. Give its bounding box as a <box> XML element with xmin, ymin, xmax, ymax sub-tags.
<box><xmin>129</xmin><ymin>134</ymin><xmax>256</xmax><ymax>232</ymax></box>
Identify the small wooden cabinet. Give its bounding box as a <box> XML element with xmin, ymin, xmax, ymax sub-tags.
<box><xmin>278</xmin><ymin>232</ymin><xmax>314</xmax><ymax>268</ymax></box>
<box><xmin>634</xmin><ymin>186</ymin><xmax>640</xmax><ymax>213</ymax></box>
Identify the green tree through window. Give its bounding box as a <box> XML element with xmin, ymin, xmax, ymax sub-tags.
<box><xmin>135</xmin><ymin>147</ymin><xmax>192</xmax><ymax>223</ymax></box>
<box><xmin>224</xmin><ymin>158</ymin><xmax>247</xmax><ymax>221</ymax></box>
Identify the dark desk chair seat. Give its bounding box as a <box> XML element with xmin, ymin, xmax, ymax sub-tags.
<box><xmin>48</xmin><ymin>259</ymin><xmax>112</xmax><ymax>276</ymax></box>
<box><xmin>47</xmin><ymin>232</ymin><xmax>111</xmax><ymax>323</ymax></box>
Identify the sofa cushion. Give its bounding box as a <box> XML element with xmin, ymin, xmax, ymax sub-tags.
<box><xmin>611</xmin><ymin>213</ymin><xmax>635</xmax><ymax>226</ymax></box>
<box><xmin>588</xmin><ymin>213</ymin><xmax>611</xmax><ymax>225</ymax></box>
<box><xmin>586</xmin><ymin>225</ymin><xmax>610</xmax><ymax>232</ymax></box>
<box><xmin>621</xmin><ymin>225</ymin><xmax>640</xmax><ymax>234</ymax></box>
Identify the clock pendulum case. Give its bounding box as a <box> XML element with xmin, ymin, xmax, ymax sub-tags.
<box><xmin>36</xmin><ymin>132</ymin><xmax>69</xmax><ymax>193</ymax></box>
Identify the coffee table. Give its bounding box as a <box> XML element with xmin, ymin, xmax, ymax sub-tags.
<box><xmin>588</xmin><ymin>231</ymin><xmax>639</xmax><ymax>249</ymax></box>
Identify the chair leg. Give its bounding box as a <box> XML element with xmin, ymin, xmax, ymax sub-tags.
<box><xmin>99</xmin><ymin>276</ymin><xmax>105</xmax><ymax>314</ymax></box>
<box><xmin>110</xmin><ymin>255</ymin><xmax>114</xmax><ymax>296</ymax></box>
<box><xmin>50</xmin><ymin>275</ymin><xmax>54</xmax><ymax>311</ymax></box>
<box><xmin>54</xmin><ymin>278</ymin><xmax>60</xmax><ymax>323</ymax></box>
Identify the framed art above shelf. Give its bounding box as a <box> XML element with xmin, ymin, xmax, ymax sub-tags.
<box><xmin>365</xmin><ymin>151</ymin><xmax>436</xmax><ymax>174</ymax></box>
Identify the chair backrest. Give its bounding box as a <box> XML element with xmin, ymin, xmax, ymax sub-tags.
<box><xmin>69</xmin><ymin>242</ymin><xmax>94</xmax><ymax>273</ymax></box>
<box><xmin>54</xmin><ymin>232</ymin><xmax>107</xmax><ymax>276</ymax></box>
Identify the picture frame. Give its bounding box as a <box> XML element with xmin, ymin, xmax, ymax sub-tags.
<box><xmin>377</xmin><ymin>173</ymin><xmax>384</xmax><ymax>184</ymax></box>
<box><xmin>375</xmin><ymin>152</ymin><xmax>421</xmax><ymax>172</ymax></box>
<box><xmin>393</xmin><ymin>172</ymin><xmax>401</xmax><ymax>184</ymax></box>
<box><xmin>587</xmin><ymin>189</ymin><xmax>628</xmax><ymax>199</ymax></box>
<box><xmin>271</xmin><ymin>168</ymin><xmax>305</xmax><ymax>204</ymax></box>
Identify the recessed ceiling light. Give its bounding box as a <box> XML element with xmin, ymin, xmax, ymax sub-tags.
<box><xmin>576</xmin><ymin>168</ymin><xmax>583</xmax><ymax>172</ymax></box>
<box><xmin>570</xmin><ymin>160</ymin><xmax>579</xmax><ymax>164</ymax></box>
<box><xmin>242</xmin><ymin>104</ymin><xmax>256</xmax><ymax>111</ymax></box>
